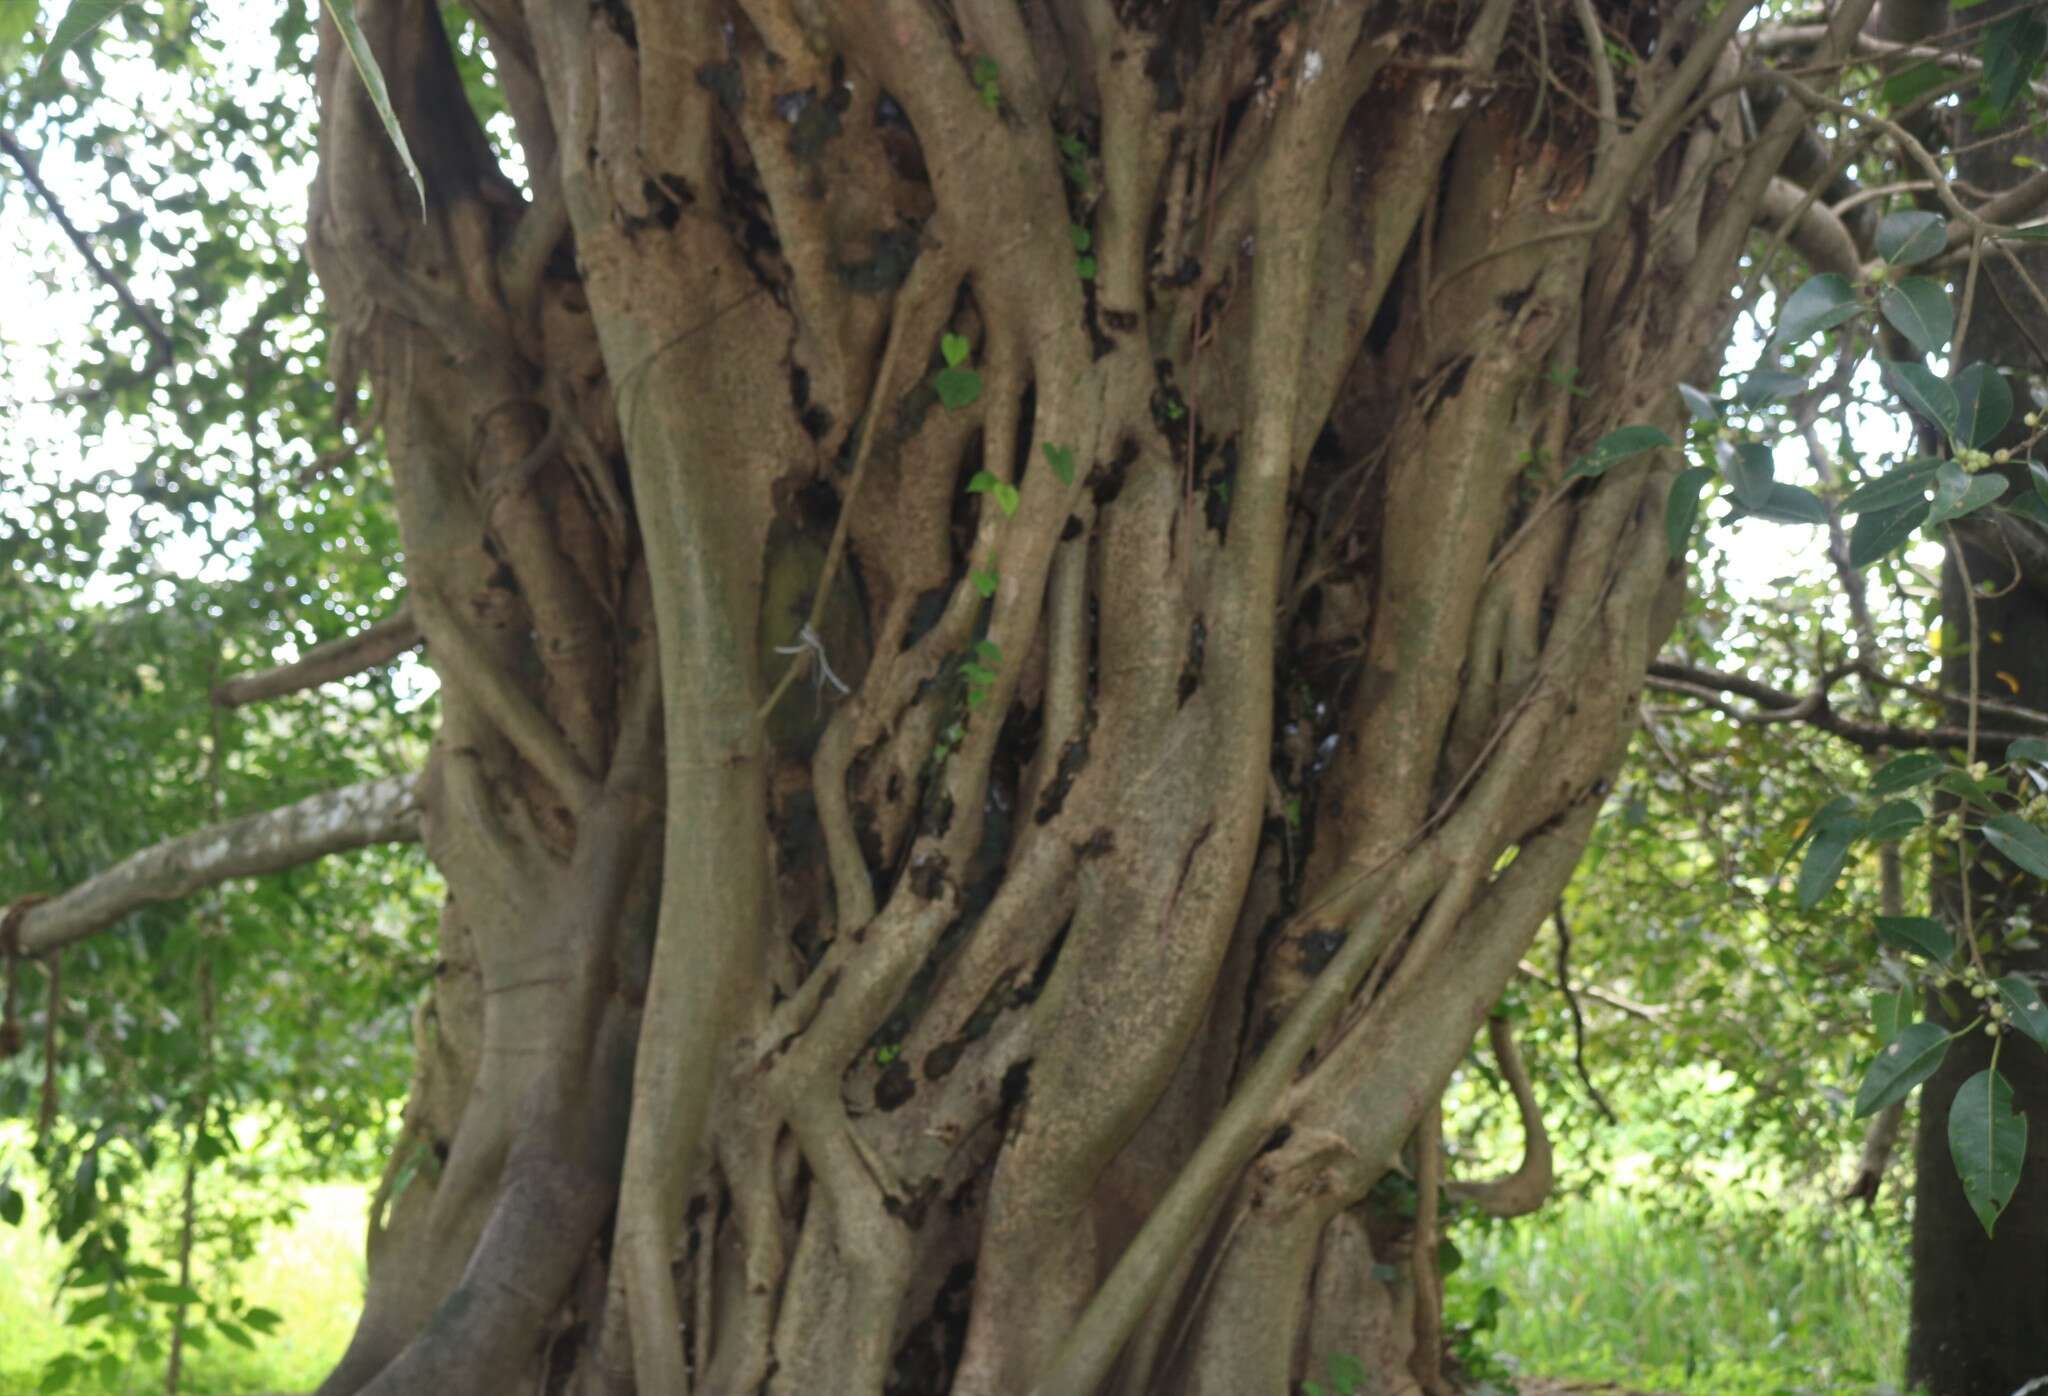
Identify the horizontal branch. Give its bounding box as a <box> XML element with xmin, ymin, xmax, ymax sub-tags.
<box><xmin>212</xmin><ymin>606</ymin><xmax>421</xmax><ymax>707</ymax></box>
<box><xmin>8</xmin><ymin>774</ymin><xmax>421</xmax><ymax>958</ymax></box>
<box><xmin>1646</xmin><ymin>658</ymin><xmax>2048</xmax><ymax>753</ymax></box>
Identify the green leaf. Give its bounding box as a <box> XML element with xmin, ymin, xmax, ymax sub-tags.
<box><xmin>2007</xmin><ymin>737</ymin><xmax>2048</xmax><ymax>765</ymax></box>
<box><xmin>1566</xmin><ymin>425</ymin><xmax>1674</xmax><ymax>480</ymax></box>
<box><xmin>0</xmin><ymin>1184</ymin><xmax>18</xmax><ymax>1227</ymax></box>
<box><xmin>1853</xmin><ymin>1020</ymin><xmax>1948</xmax><ymax>1117</ymax></box>
<box><xmin>1849</xmin><ymin>498</ymin><xmax>1930</xmax><ymax>567</ymax></box>
<box><xmin>1995</xmin><ymin>976</ymin><xmax>2048</xmax><ymax>1051</ymax></box>
<box><xmin>1075</xmin><ymin>255</ymin><xmax>1097</xmax><ymax>281</ymax></box>
<box><xmin>935</xmin><ymin>366</ymin><xmax>982</xmax><ymax>409</ymax></box>
<box><xmin>973</xmin><ymin>639</ymin><xmax>1002</xmax><ymax>665</ymax></box>
<box><xmin>1981</xmin><ymin>11</ymin><xmax>2048</xmax><ymax>121</ymax></box>
<box><xmin>1877</xmin><ymin>915</ymin><xmax>1953</xmax><ymax>961</ymax></box>
<box><xmin>242</xmin><ymin>1306</ymin><xmax>285</xmax><ymax>1334</ymax></box>
<box><xmin>1677</xmin><ymin>383</ymin><xmax>1722</xmax><ymax>422</ymax></box>
<box><xmin>1877</xmin><ymin>209</ymin><xmax>1948</xmax><ymax>265</ymax></box>
<box><xmin>940</xmin><ymin>332</ymin><xmax>971</xmax><ymax>368</ymax></box>
<box><xmin>1871</xmin><ymin>751</ymin><xmax>1947</xmax><ymax>794</ymax></box>
<box><xmin>1069</xmin><ymin>225</ymin><xmax>1091</xmax><ymax>252</ymax></box>
<box><xmin>215</xmin><ymin>1320</ymin><xmax>256</xmax><ymax>1350</ymax></box>
<box><xmin>2004</xmin><ymin>491</ymin><xmax>2048</xmax><ymax>530</ymax></box>
<box><xmin>1865</xmin><ymin>800</ymin><xmax>1925</xmax><ymax>842</ymax></box>
<box><xmin>1939</xmin><ymin>769</ymin><xmax>2005</xmax><ymax>811</ymax></box>
<box><xmin>1842</xmin><ymin>458</ymin><xmax>1939</xmax><ymax>515</ymax></box>
<box><xmin>1744</xmin><ymin>482</ymin><xmax>1827</xmax><ymax>526</ymax></box>
<box><xmin>1882</xmin><ymin>361</ymin><xmax>1960</xmax><ymax>437</ymax></box>
<box><xmin>40</xmin><ymin>0</ymin><xmax>132</xmax><ymax>72</ymax></box>
<box><xmin>1983</xmin><ymin>814</ymin><xmax>2048</xmax><ymax>877</ymax></box>
<box><xmin>38</xmin><ymin>1354</ymin><xmax>79</xmax><ymax>1394</ymax></box>
<box><xmin>1042</xmin><ymin>442</ymin><xmax>1077</xmax><ymax>486</ymax></box>
<box><xmin>1736</xmin><ymin>370</ymin><xmax>1807</xmax><ymax>407</ymax></box>
<box><xmin>1725</xmin><ymin>441</ymin><xmax>1775</xmax><ymax>511</ymax></box>
<box><xmin>1802</xmin><ymin>806</ymin><xmax>1867</xmax><ymax>900</ymax></box>
<box><xmin>325</xmin><ymin>0</ymin><xmax>428</xmax><ymax>217</ymax></box>
<box><xmin>1872</xmin><ymin>990</ymin><xmax>1910</xmax><ymax>1044</ymax></box>
<box><xmin>993</xmin><ymin>480</ymin><xmax>1020</xmax><ymax>516</ymax></box>
<box><xmin>1952</xmin><ymin>364</ymin><xmax>2013</xmax><ymax>450</ymax></box>
<box><xmin>1664</xmin><ymin>466</ymin><xmax>1713</xmax><ymax>559</ymax></box>
<box><xmin>1948</xmin><ymin>1068</ymin><xmax>2026</xmax><ymax>1236</ymax></box>
<box><xmin>64</xmin><ymin>1294</ymin><xmax>111</xmax><ymax>1326</ymax></box>
<box><xmin>1773</xmin><ymin>273</ymin><xmax>1863</xmax><ymax>346</ymax></box>
<box><xmin>970</xmin><ymin>567</ymin><xmax>998</xmax><ymax>599</ymax></box>
<box><xmin>1329</xmin><ymin>1353</ymin><xmax>1368</xmax><ymax>1394</ymax></box>
<box><xmin>1925</xmin><ymin>462</ymin><xmax>2007</xmax><ymax>526</ymax></box>
<box><xmin>1879</xmin><ymin>277</ymin><xmax>1954</xmax><ymax>355</ymax></box>
<box><xmin>143</xmin><ymin>1283</ymin><xmax>202</xmax><ymax>1306</ymax></box>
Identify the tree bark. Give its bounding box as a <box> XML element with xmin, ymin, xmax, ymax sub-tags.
<box><xmin>279</xmin><ymin>1</ymin><xmax>1860</xmax><ymax>1391</ymax></box>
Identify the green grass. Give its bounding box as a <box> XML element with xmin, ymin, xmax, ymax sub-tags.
<box><xmin>0</xmin><ymin>1179</ymin><xmax>366</xmax><ymax>1396</ymax></box>
<box><xmin>3</xmin><ymin>1174</ymin><xmax>1909</xmax><ymax>1395</ymax></box>
<box><xmin>1448</xmin><ymin>1191</ymin><xmax>1913</xmax><ymax>1395</ymax></box>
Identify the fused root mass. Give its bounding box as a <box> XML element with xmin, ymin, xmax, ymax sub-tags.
<box><xmin>295</xmin><ymin>1</ymin><xmax>1818</xmax><ymax>1392</ymax></box>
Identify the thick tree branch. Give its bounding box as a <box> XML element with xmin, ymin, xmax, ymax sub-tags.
<box><xmin>212</xmin><ymin>606</ymin><xmax>421</xmax><ymax>707</ymax></box>
<box><xmin>9</xmin><ymin>774</ymin><xmax>420</xmax><ymax>957</ymax></box>
<box><xmin>1760</xmin><ymin>175</ymin><xmax>1864</xmax><ymax>280</ymax></box>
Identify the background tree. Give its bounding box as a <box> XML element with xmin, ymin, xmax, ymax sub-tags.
<box><xmin>8</xmin><ymin>2</ymin><xmax>2048</xmax><ymax>1395</ymax></box>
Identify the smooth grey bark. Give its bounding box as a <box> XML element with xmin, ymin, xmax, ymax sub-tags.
<box><xmin>10</xmin><ymin>774</ymin><xmax>420</xmax><ymax>957</ymax></box>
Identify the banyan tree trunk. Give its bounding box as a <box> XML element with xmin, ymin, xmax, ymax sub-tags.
<box><xmin>299</xmin><ymin>1</ymin><xmax>1848</xmax><ymax>1391</ymax></box>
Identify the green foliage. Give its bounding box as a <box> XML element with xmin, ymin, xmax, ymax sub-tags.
<box><xmin>934</xmin><ymin>332</ymin><xmax>982</xmax><ymax>409</ymax></box>
<box><xmin>1450</xmin><ymin>1191</ymin><xmax>1911</xmax><ymax>1394</ymax></box>
<box><xmin>969</xmin><ymin>53</ymin><xmax>1000</xmax><ymax>112</ymax></box>
<box><xmin>1300</xmin><ymin>1351</ymin><xmax>1365</xmax><ymax>1396</ymax></box>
